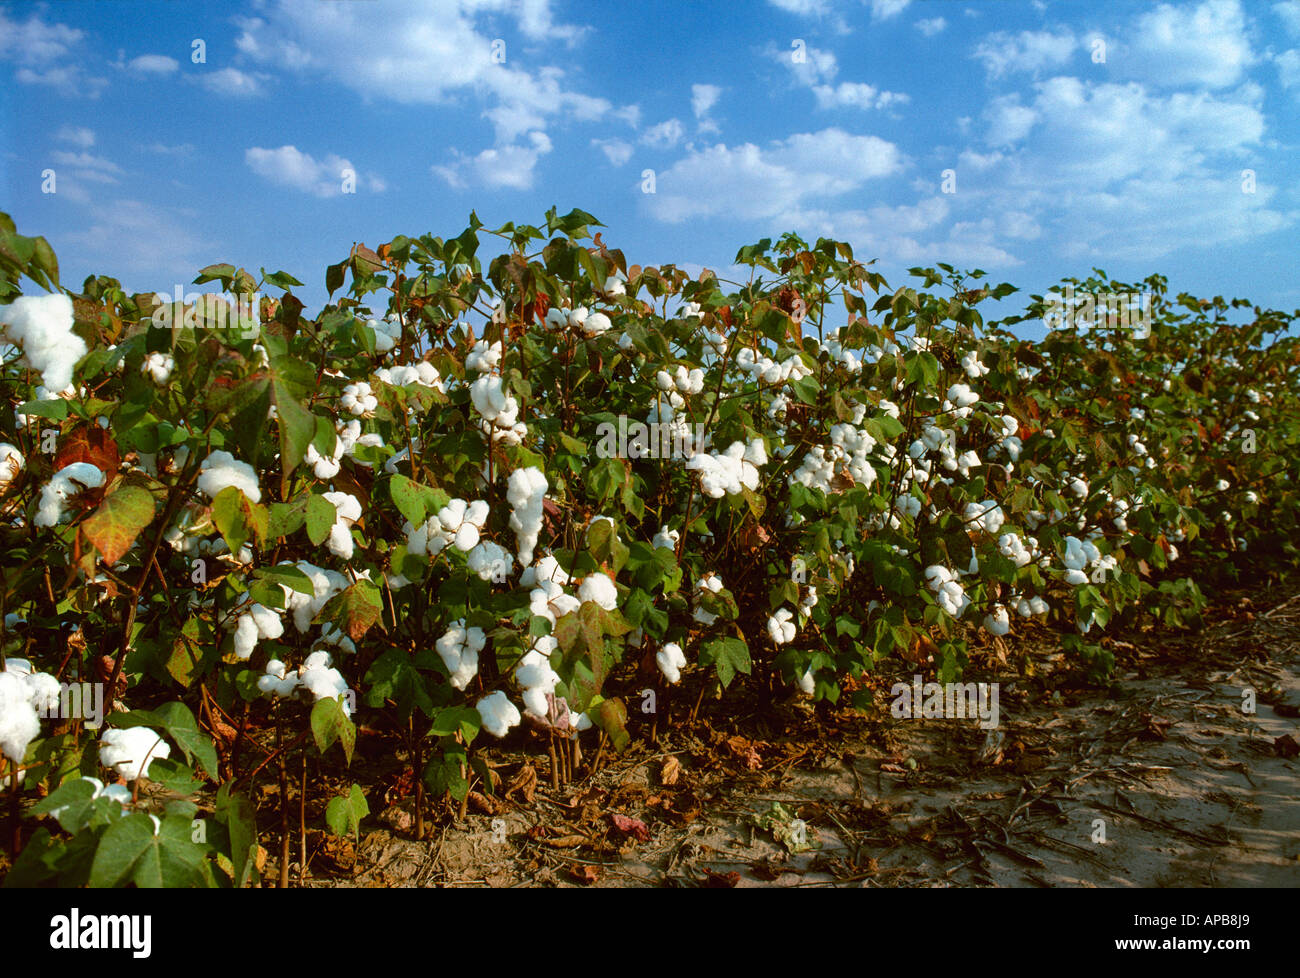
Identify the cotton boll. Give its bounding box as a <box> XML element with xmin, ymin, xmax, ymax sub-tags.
<box><xmin>0</xmin><ymin>293</ymin><xmax>87</xmax><ymax>392</ymax></box>
<box><xmin>467</xmin><ymin>541</ymin><xmax>513</xmax><ymax>582</ymax></box>
<box><xmin>0</xmin><ymin>442</ymin><xmax>24</xmax><ymax>495</ymax></box>
<box><xmin>476</xmin><ymin>691</ymin><xmax>521</xmax><ymax>738</ymax></box>
<box><xmin>0</xmin><ymin>672</ymin><xmax>40</xmax><ymax>762</ymax></box>
<box><xmin>578</xmin><ymin>572</ymin><xmax>618</xmax><ymax>611</ymax></box>
<box><xmin>507</xmin><ymin>467</ymin><xmax>548</xmax><ymax>566</ymax></box>
<box><xmin>515</xmin><ymin>648</ymin><xmax>561</xmax><ymax>718</ymax></box>
<box><xmin>767</xmin><ymin>608</ymin><xmax>796</xmax><ymax>645</ymax></box>
<box><xmin>984</xmin><ymin>606</ymin><xmax>1010</xmax><ymax>637</ymax></box>
<box><xmin>340</xmin><ymin>382</ymin><xmax>378</xmax><ymax>416</ymax></box>
<box><xmin>99</xmin><ymin>726</ymin><xmax>171</xmax><ymax>781</ymax></box>
<box><xmin>369</xmin><ymin>316</ymin><xmax>402</xmax><ymax>353</ymax></box>
<box><xmin>582</xmin><ymin>312</ymin><xmax>612</xmax><ymax>336</ymax></box>
<box><xmin>652</xmin><ymin>526</ymin><xmax>679</xmax><ymax>551</ymax></box>
<box><xmin>656</xmin><ymin>642</ymin><xmax>687</xmax><ymax>684</ymax></box>
<box><xmin>797</xmin><ymin>668</ymin><xmax>816</xmax><ymax>696</ymax></box>
<box><xmin>465</xmin><ymin>340</ymin><xmax>503</xmax><ymax>373</ymax></box>
<box><xmin>197</xmin><ymin>450</ymin><xmax>261</xmax><ymax>503</ymax></box>
<box><xmin>34</xmin><ymin>461</ymin><xmax>105</xmax><ymax>527</ymax></box>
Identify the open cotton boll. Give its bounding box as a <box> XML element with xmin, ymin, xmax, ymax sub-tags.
<box><xmin>0</xmin><ymin>671</ymin><xmax>41</xmax><ymax>762</ymax></box>
<box><xmin>656</xmin><ymin>642</ymin><xmax>687</xmax><ymax>684</ymax></box>
<box><xmin>507</xmin><ymin>466</ymin><xmax>548</xmax><ymax>566</ymax></box>
<box><xmin>322</xmin><ymin>491</ymin><xmax>362</xmax><ymax>560</ymax></box>
<box><xmin>297</xmin><ymin>654</ymin><xmax>352</xmax><ymax>715</ymax></box>
<box><xmin>0</xmin><ymin>293</ymin><xmax>87</xmax><ymax>392</ymax></box>
<box><xmin>581</xmin><ymin>312</ymin><xmax>611</xmax><ymax>337</ymax></box>
<box><xmin>946</xmin><ymin>383</ymin><xmax>979</xmax><ymax>408</ymax></box>
<box><xmin>578</xmin><ymin>572</ymin><xmax>618</xmax><ymax>611</ymax></box>
<box><xmin>519</xmin><ymin>553</ymin><xmax>570</xmax><ymax>588</ymax></box>
<box><xmin>652</xmin><ymin>526</ymin><xmax>679</xmax><ymax>551</ymax></box>
<box><xmin>0</xmin><ymin>442</ymin><xmax>24</xmax><ymax>495</ymax></box>
<box><xmin>797</xmin><ymin>668</ymin><xmax>816</xmax><ymax>695</ymax></box>
<box><xmin>34</xmin><ymin>461</ymin><xmax>105</xmax><ymax>527</ymax></box>
<box><xmin>467</xmin><ymin>541</ymin><xmax>513</xmax><ymax>582</ymax></box>
<box><xmin>961</xmin><ymin>351</ymin><xmax>990</xmax><ymax>379</ymax></box>
<box><xmin>367</xmin><ymin>316</ymin><xmax>402</xmax><ymax>353</ymax></box>
<box><xmin>984</xmin><ymin>605</ymin><xmax>1011</xmax><ymax>637</ymax></box>
<box><xmin>767</xmin><ymin>608</ymin><xmax>796</xmax><ymax>645</ymax></box>
<box><xmin>198</xmin><ymin>450</ymin><xmax>261</xmax><ymax>503</ymax></box>
<box><xmin>305</xmin><ymin>437</ymin><xmax>344</xmax><ymax>480</ymax></box>
<box><xmin>465</xmin><ymin>339</ymin><xmax>503</xmax><ymax>373</ymax></box>
<box><xmin>141</xmin><ymin>352</ymin><xmax>175</xmax><ymax>385</ymax></box>
<box><xmin>99</xmin><ymin>726</ymin><xmax>170</xmax><ymax>782</ymax></box>
<box><xmin>515</xmin><ymin>645</ymin><xmax>561</xmax><ymax>718</ymax></box>
<box><xmin>340</xmin><ymin>381</ymin><xmax>378</xmax><ymax>417</ymax></box>
<box><xmin>226</xmin><ymin>594</ymin><xmax>284</xmax><ymax>659</ymax></box>
<box><xmin>476</xmin><ymin>691</ymin><xmax>521</xmax><ymax>738</ymax></box>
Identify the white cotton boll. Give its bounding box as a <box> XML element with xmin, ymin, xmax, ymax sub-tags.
<box><xmin>656</xmin><ymin>642</ymin><xmax>687</xmax><ymax>684</ymax></box>
<box><xmin>465</xmin><ymin>339</ymin><xmax>503</xmax><ymax>373</ymax></box>
<box><xmin>507</xmin><ymin>466</ymin><xmax>548</xmax><ymax>566</ymax></box>
<box><xmin>141</xmin><ymin>352</ymin><xmax>175</xmax><ymax>385</ymax></box>
<box><xmin>984</xmin><ymin>606</ymin><xmax>1010</xmax><ymax>637</ymax></box>
<box><xmin>961</xmin><ymin>351</ymin><xmax>989</xmax><ymax>379</ymax></box>
<box><xmin>0</xmin><ymin>442</ymin><xmax>24</xmax><ymax>495</ymax></box>
<box><xmin>946</xmin><ymin>383</ymin><xmax>979</xmax><ymax>408</ymax></box>
<box><xmin>1068</xmin><ymin>477</ymin><xmax>1089</xmax><ymax>499</ymax></box>
<box><xmin>305</xmin><ymin>440</ymin><xmax>342</xmax><ymax>480</ymax></box>
<box><xmin>1064</xmin><ymin>569</ymin><xmax>1088</xmax><ymax>586</ymax></box>
<box><xmin>767</xmin><ymin>608</ymin><xmax>796</xmax><ymax>645</ymax></box>
<box><xmin>797</xmin><ymin>668</ymin><xmax>816</xmax><ymax>695</ymax></box>
<box><xmin>476</xmin><ymin>691</ymin><xmax>521</xmax><ymax>738</ymax></box>
<box><xmin>656</xmin><ymin>370</ymin><xmax>674</xmax><ymax>391</ymax></box>
<box><xmin>925</xmin><ymin>565</ymin><xmax>955</xmax><ymax>589</ymax></box>
<box><xmin>198</xmin><ymin>450</ymin><xmax>261</xmax><ymax>503</ymax></box>
<box><xmin>369</xmin><ymin>316</ymin><xmax>402</xmax><ymax>353</ymax></box>
<box><xmin>34</xmin><ymin>461</ymin><xmax>106</xmax><ymax>527</ymax></box>
<box><xmin>582</xmin><ymin>312</ymin><xmax>611</xmax><ymax>336</ymax></box>
<box><xmin>652</xmin><ymin>526</ymin><xmax>679</xmax><ymax>551</ymax></box>
<box><xmin>545</xmin><ymin>307</ymin><xmax>569</xmax><ymax>331</ymax></box>
<box><xmin>99</xmin><ymin>726</ymin><xmax>170</xmax><ymax>781</ymax></box>
<box><xmin>0</xmin><ymin>672</ymin><xmax>40</xmax><ymax>762</ymax></box>
<box><xmin>0</xmin><ymin>293</ymin><xmax>87</xmax><ymax>392</ymax></box>
<box><xmin>1029</xmin><ymin>597</ymin><xmax>1048</xmax><ymax>615</ymax></box>
<box><xmin>1214</xmin><ymin>479</ymin><xmax>1230</xmax><ymax>492</ymax></box>
<box><xmin>467</xmin><ymin>541</ymin><xmax>513</xmax><ymax>582</ymax></box>
<box><xmin>578</xmin><ymin>572</ymin><xmax>618</xmax><ymax>611</ymax></box>
<box><xmin>298</xmin><ymin>662</ymin><xmax>351</xmax><ymax>714</ymax></box>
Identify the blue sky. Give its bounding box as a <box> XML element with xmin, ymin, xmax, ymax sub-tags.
<box><xmin>2</xmin><ymin>0</ymin><xmax>1297</xmax><ymax>335</ymax></box>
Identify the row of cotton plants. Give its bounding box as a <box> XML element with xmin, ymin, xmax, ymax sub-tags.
<box><xmin>0</xmin><ymin>208</ymin><xmax>1296</xmax><ymax>886</ymax></box>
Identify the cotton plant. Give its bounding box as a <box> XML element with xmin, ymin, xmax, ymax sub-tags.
<box><xmin>98</xmin><ymin>727</ymin><xmax>171</xmax><ymax>782</ymax></box>
<box><xmin>656</xmin><ymin>642</ymin><xmax>687</xmax><ymax>684</ymax></box>
<box><xmin>197</xmin><ymin>450</ymin><xmax>261</xmax><ymax>503</ymax></box>
<box><xmin>34</xmin><ymin>462</ymin><xmax>105</xmax><ymax>527</ymax></box>
<box><xmin>0</xmin><ymin>293</ymin><xmax>87</xmax><ymax>392</ymax></box>
<box><xmin>436</xmin><ymin>620</ymin><xmax>486</xmax><ymax>691</ymax></box>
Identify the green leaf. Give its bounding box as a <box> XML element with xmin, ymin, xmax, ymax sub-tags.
<box><xmin>215</xmin><ymin>781</ymin><xmax>259</xmax><ymax>887</ymax></box>
<box><xmin>90</xmin><ymin>814</ymin><xmax>211</xmax><ymax>888</ymax></box>
<box><xmin>389</xmin><ymin>474</ymin><xmax>427</xmax><ymax>526</ymax></box>
<box><xmin>253</xmin><ymin>563</ymin><xmax>314</xmax><ymax>596</ymax></box>
<box><xmin>151</xmin><ymin>701</ymin><xmax>219</xmax><ymax>780</ymax></box>
<box><xmin>305</xmin><ymin>493</ymin><xmax>337</xmax><ymax>546</ymax></box>
<box><xmin>310</xmin><ymin>696</ymin><xmax>356</xmax><ymax>765</ymax></box>
<box><xmin>699</xmin><ymin>636</ymin><xmax>751</xmax><ymax>689</ymax></box>
<box><xmin>30</xmin><ymin>776</ymin><xmax>99</xmax><ymax>834</ymax></box>
<box><xmin>430</xmin><ymin>705</ymin><xmax>481</xmax><ymax>744</ymax></box>
<box><xmin>318</xmin><ymin>579</ymin><xmax>384</xmax><ymax>642</ymax></box>
<box><xmin>80</xmin><ymin>481</ymin><xmax>156</xmax><ymax>565</ymax></box>
<box><xmin>589</xmin><ymin>697</ymin><xmax>629</xmax><ymax>752</ymax></box>
<box><xmin>325</xmin><ymin>784</ymin><xmax>369</xmax><ymax>841</ymax></box>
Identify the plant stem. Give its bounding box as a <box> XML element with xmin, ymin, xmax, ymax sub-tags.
<box><xmin>277</xmin><ymin>707</ymin><xmax>289</xmax><ymax>889</ymax></box>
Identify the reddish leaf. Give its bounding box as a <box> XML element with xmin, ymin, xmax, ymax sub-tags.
<box><xmin>55</xmin><ymin>424</ymin><xmax>120</xmax><ymax>475</ymax></box>
<box><xmin>610</xmin><ymin>813</ymin><xmax>650</xmax><ymax>842</ymax></box>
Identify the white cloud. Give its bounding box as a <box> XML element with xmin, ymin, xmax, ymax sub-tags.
<box><xmin>198</xmin><ymin>68</ymin><xmax>265</xmax><ymax>97</ymax></box>
<box><xmin>231</xmin><ymin>0</ymin><xmax>609</xmax><ymax>146</ymax></box>
<box><xmin>812</xmin><ymin>82</ymin><xmax>909</xmax><ymax>110</ymax></box>
<box><xmin>1130</xmin><ymin>0</ymin><xmax>1254</xmax><ymax>89</ymax></box>
<box><xmin>691</xmin><ymin>83</ymin><xmax>721</xmax><ymax>118</ymax></box>
<box><xmin>1278</xmin><ymin>48</ymin><xmax>1300</xmax><ymax>89</ymax></box>
<box><xmin>592</xmin><ymin>138</ymin><xmax>633</xmax><ymax>166</ymax></box>
<box><xmin>0</xmin><ymin>9</ymin><xmax>83</xmax><ymax>65</ymax></box>
<box><xmin>146</xmin><ymin>143</ymin><xmax>194</xmax><ymax>156</ymax></box>
<box><xmin>645</xmin><ymin>128</ymin><xmax>903</xmax><ymax>223</ymax></box>
<box><xmin>915</xmin><ymin>17</ymin><xmax>946</xmax><ymax>36</ymax></box>
<box><xmin>641</xmin><ymin>119</ymin><xmax>685</xmax><ymax>149</ymax></box>
<box><xmin>433</xmin><ymin>131</ymin><xmax>553</xmax><ymax>190</ymax></box>
<box><xmin>972</xmin><ymin>30</ymin><xmax>1076</xmax><ymax>77</ymax></box>
<box><xmin>768</xmin><ymin>0</ymin><xmax>831</xmax><ymax>14</ymax></box>
<box><xmin>870</xmin><ymin>0</ymin><xmax>912</xmax><ymax>21</ymax></box>
<box><xmin>50</xmin><ymin>151</ymin><xmax>123</xmax><ymax>176</ymax></box>
<box><xmin>55</xmin><ymin>126</ymin><xmax>94</xmax><ymax>148</ymax></box>
<box><xmin>127</xmin><ymin>54</ymin><xmax>179</xmax><ymax>74</ymax></box>
<box><xmin>246</xmin><ymin>145</ymin><xmax>383</xmax><ymax>197</ymax></box>
<box><xmin>1277</xmin><ymin>1</ymin><xmax>1300</xmax><ymax>36</ymax></box>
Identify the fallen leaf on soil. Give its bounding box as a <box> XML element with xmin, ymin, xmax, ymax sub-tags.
<box><xmin>610</xmin><ymin>813</ymin><xmax>651</xmax><ymax>842</ymax></box>
<box><xmin>726</xmin><ymin>736</ymin><xmax>764</xmax><ymax>770</ymax></box>
<box><xmin>1274</xmin><ymin>734</ymin><xmax>1300</xmax><ymax>759</ymax></box>
<box><xmin>504</xmin><ymin>763</ymin><xmax>537</xmax><ymax>803</ymax></box>
<box><xmin>661</xmin><ymin>755</ymin><xmax>681</xmax><ymax>785</ymax></box>
<box><xmin>702</xmin><ymin>868</ymin><xmax>740</xmax><ymax>888</ymax></box>
<box><xmin>571</xmin><ymin>864</ymin><xmax>602</xmax><ymax>885</ymax></box>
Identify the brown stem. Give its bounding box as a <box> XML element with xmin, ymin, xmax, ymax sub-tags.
<box><xmin>298</xmin><ymin>747</ymin><xmax>307</xmax><ymax>885</ymax></box>
<box><xmin>277</xmin><ymin>709</ymin><xmax>289</xmax><ymax>889</ymax></box>
<box><xmin>7</xmin><ymin>758</ymin><xmax>20</xmax><ymax>858</ymax></box>
<box><xmin>548</xmin><ymin>734</ymin><xmax>560</xmax><ymax>791</ymax></box>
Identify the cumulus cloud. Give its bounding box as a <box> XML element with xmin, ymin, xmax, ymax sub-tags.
<box><xmin>246</xmin><ymin>145</ymin><xmax>384</xmax><ymax>196</ymax></box>
<box><xmin>916</xmin><ymin>17</ymin><xmax>947</xmax><ymax>36</ymax></box>
<box><xmin>433</xmin><ymin>131</ymin><xmax>553</xmax><ymax>190</ymax></box>
<box><xmin>641</xmin><ymin>119</ymin><xmax>685</xmax><ymax>149</ymax></box>
<box><xmin>870</xmin><ymin>0</ymin><xmax>912</xmax><ymax>20</ymax></box>
<box><xmin>592</xmin><ymin>138</ymin><xmax>633</xmax><ymax>166</ymax></box>
<box><xmin>1129</xmin><ymin>0</ymin><xmax>1254</xmax><ymax>89</ymax></box>
<box><xmin>645</xmin><ymin>128</ymin><xmax>903</xmax><ymax>223</ymax></box>
<box><xmin>198</xmin><ymin>67</ymin><xmax>266</xmax><ymax>97</ymax></box>
<box><xmin>126</xmin><ymin>54</ymin><xmax>179</xmax><ymax>74</ymax></box>
<box><xmin>812</xmin><ymin>81</ymin><xmax>909</xmax><ymax>110</ymax></box>
<box><xmin>55</xmin><ymin>125</ymin><xmax>94</xmax><ymax>148</ymax></box>
<box><xmin>972</xmin><ymin>30</ymin><xmax>1077</xmax><ymax>77</ymax></box>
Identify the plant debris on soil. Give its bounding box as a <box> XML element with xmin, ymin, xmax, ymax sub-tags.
<box><xmin>235</xmin><ymin>570</ymin><xmax>1299</xmax><ymax>888</ymax></box>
